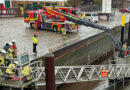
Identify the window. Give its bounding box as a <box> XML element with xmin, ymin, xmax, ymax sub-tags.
<box><xmin>54</xmin><ymin>3</ymin><xmax>57</xmax><ymax>6</ymax></box>
<box><xmin>62</xmin><ymin>10</ymin><xmax>66</xmax><ymax>12</ymax></box>
<box><xmin>86</xmin><ymin>14</ymin><xmax>91</xmax><ymax>16</ymax></box>
<box><xmin>71</xmin><ymin>10</ymin><xmax>76</xmax><ymax>15</ymax></box>
<box><xmin>26</xmin><ymin>4</ymin><xmax>32</xmax><ymax>10</ymax></box>
<box><xmin>25</xmin><ymin>13</ymin><xmax>29</xmax><ymax>18</ymax></box>
<box><xmin>93</xmin><ymin>14</ymin><xmax>98</xmax><ymax>16</ymax></box>
<box><xmin>18</xmin><ymin>4</ymin><xmax>24</xmax><ymax>8</ymax></box>
<box><xmin>45</xmin><ymin>3</ymin><xmax>50</xmax><ymax>6</ymax></box>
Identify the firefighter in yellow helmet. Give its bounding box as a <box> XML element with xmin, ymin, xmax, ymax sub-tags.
<box><xmin>22</xmin><ymin>66</ymin><xmax>32</xmax><ymax>81</ymax></box>
<box><xmin>8</xmin><ymin>42</ymin><xmax>14</xmax><ymax>58</ymax></box>
<box><xmin>61</xmin><ymin>24</ymin><xmax>66</xmax><ymax>40</ymax></box>
<box><xmin>6</xmin><ymin>63</ymin><xmax>16</xmax><ymax>77</ymax></box>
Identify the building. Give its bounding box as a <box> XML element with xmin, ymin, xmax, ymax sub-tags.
<box><xmin>3</xmin><ymin>0</ymin><xmax>66</xmax><ymax>9</ymax></box>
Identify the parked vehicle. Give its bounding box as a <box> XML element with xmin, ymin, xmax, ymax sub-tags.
<box><xmin>119</xmin><ymin>8</ymin><xmax>130</xmax><ymax>13</ymax></box>
<box><xmin>81</xmin><ymin>12</ymin><xmax>99</xmax><ymax>23</ymax></box>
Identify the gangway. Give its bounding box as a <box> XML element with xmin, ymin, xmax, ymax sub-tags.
<box><xmin>36</xmin><ymin>64</ymin><xmax>130</xmax><ymax>86</ymax></box>
<box><xmin>1</xmin><ymin>59</ymin><xmax>130</xmax><ymax>89</ymax></box>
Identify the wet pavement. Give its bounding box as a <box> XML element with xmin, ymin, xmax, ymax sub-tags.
<box><xmin>0</xmin><ymin>12</ymin><xmax>129</xmax><ymax>57</ymax></box>
<box><xmin>0</xmin><ymin>18</ymin><xmax>102</xmax><ymax>56</ymax></box>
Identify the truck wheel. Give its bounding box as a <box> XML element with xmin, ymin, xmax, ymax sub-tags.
<box><xmin>30</xmin><ymin>22</ymin><xmax>34</xmax><ymax>28</ymax></box>
<box><xmin>53</xmin><ymin>26</ymin><xmax>58</xmax><ymax>32</ymax></box>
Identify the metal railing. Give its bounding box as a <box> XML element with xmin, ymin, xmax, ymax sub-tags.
<box><xmin>1</xmin><ymin>60</ymin><xmax>130</xmax><ymax>88</ymax></box>
<box><xmin>36</xmin><ymin>64</ymin><xmax>130</xmax><ymax>86</ymax></box>
<box><xmin>0</xmin><ymin>61</ymin><xmax>42</xmax><ymax>89</ymax></box>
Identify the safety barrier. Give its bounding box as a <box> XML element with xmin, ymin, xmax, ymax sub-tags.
<box><xmin>0</xmin><ymin>8</ymin><xmax>21</xmax><ymax>17</ymax></box>
<box><xmin>0</xmin><ymin>61</ymin><xmax>42</xmax><ymax>89</ymax></box>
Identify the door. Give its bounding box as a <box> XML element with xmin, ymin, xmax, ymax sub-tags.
<box><xmin>5</xmin><ymin>1</ymin><xmax>10</xmax><ymax>8</ymax></box>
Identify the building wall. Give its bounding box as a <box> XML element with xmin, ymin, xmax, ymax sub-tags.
<box><xmin>11</xmin><ymin>1</ymin><xmax>64</xmax><ymax>9</ymax></box>
<box><xmin>0</xmin><ymin>0</ymin><xmax>5</xmax><ymax>4</ymax></box>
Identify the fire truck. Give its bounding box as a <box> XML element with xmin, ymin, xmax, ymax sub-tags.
<box><xmin>24</xmin><ymin>8</ymin><xmax>79</xmax><ymax>32</ymax></box>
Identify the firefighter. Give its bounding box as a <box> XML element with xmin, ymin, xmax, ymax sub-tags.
<box><xmin>1</xmin><ymin>49</ymin><xmax>10</xmax><ymax>66</ymax></box>
<box><xmin>82</xmin><ymin>12</ymin><xmax>86</xmax><ymax>19</ymax></box>
<box><xmin>32</xmin><ymin>34</ymin><xmax>38</xmax><ymax>53</ymax></box>
<box><xmin>20</xmin><ymin>7</ymin><xmax>24</xmax><ymax>15</ymax></box>
<box><xmin>123</xmin><ymin>43</ymin><xmax>127</xmax><ymax>50</ymax></box>
<box><xmin>4</xmin><ymin>51</ymin><xmax>12</xmax><ymax>66</ymax></box>
<box><xmin>12</xmin><ymin>40</ymin><xmax>17</xmax><ymax>58</ymax></box>
<box><xmin>8</xmin><ymin>42</ymin><xmax>14</xmax><ymax>58</ymax></box>
<box><xmin>1</xmin><ymin>49</ymin><xmax>6</xmax><ymax>58</ymax></box>
<box><xmin>0</xmin><ymin>51</ymin><xmax>5</xmax><ymax>66</ymax></box>
<box><xmin>6</xmin><ymin>63</ymin><xmax>16</xmax><ymax>77</ymax></box>
<box><xmin>3</xmin><ymin>43</ymin><xmax>9</xmax><ymax>52</ymax></box>
<box><xmin>22</xmin><ymin>66</ymin><xmax>32</xmax><ymax>82</ymax></box>
<box><xmin>61</xmin><ymin>24</ymin><xmax>66</xmax><ymax>40</ymax></box>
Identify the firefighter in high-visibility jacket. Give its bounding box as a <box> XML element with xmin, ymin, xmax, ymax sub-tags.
<box><xmin>82</xmin><ymin>12</ymin><xmax>86</xmax><ymax>19</ymax></box>
<box><xmin>22</xmin><ymin>66</ymin><xmax>32</xmax><ymax>81</ymax></box>
<box><xmin>6</xmin><ymin>63</ymin><xmax>16</xmax><ymax>76</ymax></box>
<box><xmin>0</xmin><ymin>52</ymin><xmax>5</xmax><ymax>66</ymax></box>
<box><xmin>0</xmin><ymin>52</ymin><xmax>5</xmax><ymax>75</ymax></box>
<box><xmin>61</xmin><ymin>24</ymin><xmax>66</xmax><ymax>40</ymax></box>
<box><xmin>8</xmin><ymin>42</ymin><xmax>14</xmax><ymax>58</ymax></box>
<box><xmin>32</xmin><ymin>35</ymin><xmax>38</xmax><ymax>53</ymax></box>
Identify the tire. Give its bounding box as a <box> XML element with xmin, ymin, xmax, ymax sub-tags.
<box><xmin>30</xmin><ymin>22</ymin><xmax>34</xmax><ymax>28</ymax></box>
<box><xmin>53</xmin><ymin>25</ymin><xmax>58</xmax><ymax>32</ymax></box>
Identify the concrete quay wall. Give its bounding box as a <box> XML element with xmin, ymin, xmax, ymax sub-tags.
<box><xmin>54</xmin><ymin>23</ymin><xmax>129</xmax><ymax>66</ymax></box>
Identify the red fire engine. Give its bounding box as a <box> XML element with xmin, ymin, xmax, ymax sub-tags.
<box><xmin>24</xmin><ymin>8</ymin><xmax>79</xmax><ymax>32</ymax></box>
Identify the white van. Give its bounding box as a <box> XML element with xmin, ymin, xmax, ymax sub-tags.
<box><xmin>85</xmin><ymin>13</ymin><xmax>99</xmax><ymax>23</ymax></box>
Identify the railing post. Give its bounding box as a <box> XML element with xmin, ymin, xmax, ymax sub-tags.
<box><xmin>121</xmin><ymin>14</ymin><xmax>125</xmax><ymax>45</ymax></box>
<box><xmin>45</xmin><ymin>53</ymin><xmax>55</xmax><ymax>90</ymax></box>
<box><xmin>127</xmin><ymin>19</ymin><xmax>130</xmax><ymax>46</ymax></box>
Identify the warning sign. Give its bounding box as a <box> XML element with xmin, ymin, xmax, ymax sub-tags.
<box><xmin>101</xmin><ymin>69</ymin><xmax>108</xmax><ymax>77</ymax></box>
